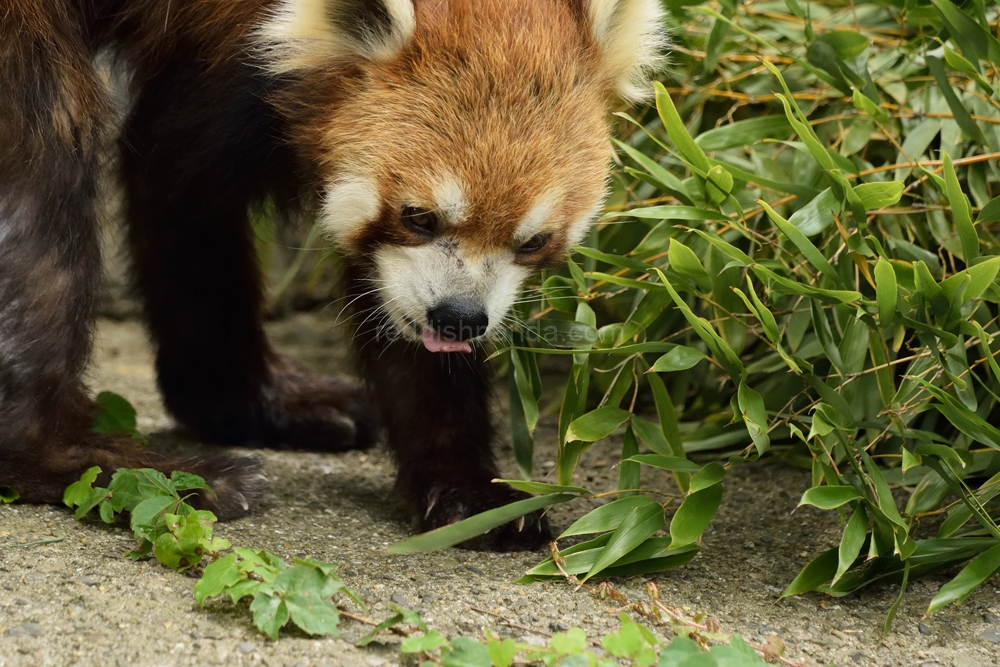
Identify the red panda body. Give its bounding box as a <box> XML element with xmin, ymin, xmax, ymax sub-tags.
<box><xmin>0</xmin><ymin>0</ymin><xmax>665</xmax><ymax>549</ymax></box>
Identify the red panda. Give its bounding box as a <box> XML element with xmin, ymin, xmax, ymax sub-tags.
<box><xmin>0</xmin><ymin>0</ymin><xmax>666</xmax><ymax>550</ymax></box>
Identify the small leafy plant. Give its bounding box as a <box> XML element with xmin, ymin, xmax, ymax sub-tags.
<box><xmin>63</xmin><ymin>455</ymin><xmax>363</xmax><ymax>640</ymax></box>
<box><xmin>377</xmin><ymin>613</ymin><xmax>767</xmax><ymax>667</ymax></box>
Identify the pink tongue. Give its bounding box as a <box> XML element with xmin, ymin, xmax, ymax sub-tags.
<box><xmin>422</xmin><ymin>329</ymin><xmax>473</xmax><ymax>354</ymax></box>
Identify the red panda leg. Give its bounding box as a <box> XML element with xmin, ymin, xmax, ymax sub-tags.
<box><xmin>0</xmin><ymin>21</ymin><xmax>260</xmax><ymax>519</ymax></box>
<box><xmin>119</xmin><ymin>58</ymin><xmax>374</xmax><ymax>454</ymax></box>
<box><xmin>347</xmin><ymin>269</ymin><xmax>552</xmax><ymax>551</ymax></box>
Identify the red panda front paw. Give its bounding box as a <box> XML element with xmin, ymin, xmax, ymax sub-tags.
<box><xmin>183</xmin><ymin>454</ymin><xmax>267</xmax><ymax>521</ymax></box>
<box><xmin>419</xmin><ymin>483</ymin><xmax>552</xmax><ymax>552</ymax></box>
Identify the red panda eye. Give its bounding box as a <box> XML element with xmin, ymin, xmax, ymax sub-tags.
<box><xmin>401</xmin><ymin>206</ymin><xmax>438</xmax><ymax>236</ymax></box>
<box><xmin>518</xmin><ymin>234</ymin><xmax>551</xmax><ymax>254</ymax></box>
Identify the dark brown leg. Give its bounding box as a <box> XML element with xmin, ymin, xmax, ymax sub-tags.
<box><xmin>119</xmin><ymin>55</ymin><xmax>375</xmax><ymax>453</ymax></box>
<box><xmin>347</xmin><ymin>266</ymin><xmax>551</xmax><ymax>551</ymax></box>
<box><xmin>0</xmin><ymin>13</ymin><xmax>261</xmax><ymax>520</ymax></box>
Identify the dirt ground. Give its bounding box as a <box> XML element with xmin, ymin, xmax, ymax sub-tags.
<box><xmin>2</xmin><ymin>313</ymin><xmax>999</xmax><ymax>667</ymax></box>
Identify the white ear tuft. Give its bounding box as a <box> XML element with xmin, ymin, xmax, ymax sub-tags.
<box><xmin>258</xmin><ymin>0</ymin><xmax>416</xmax><ymax>73</ymax></box>
<box><xmin>587</xmin><ymin>0</ymin><xmax>669</xmax><ymax>103</ymax></box>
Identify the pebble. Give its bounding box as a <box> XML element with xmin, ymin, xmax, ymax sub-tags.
<box><xmin>918</xmin><ymin>623</ymin><xmax>932</xmax><ymax>636</ymax></box>
<box><xmin>7</xmin><ymin>623</ymin><xmax>43</xmax><ymax>637</ymax></box>
<box><xmin>71</xmin><ymin>575</ymin><xmax>103</xmax><ymax>586</ymax></box>
<box><xmin>391</xmin><ymin>592</ymin><xmax>409</xmax><ymax>606</ymax></box>
<box><xmin>238</xmin><ymin>642</ymin><xmax>255</xmax><ymax>654</ymax></box>
<box><xmin>550</xmin><ymin>623</ymin><xmax>569</xmax><ymax>632</ymax></box>
<box><xmin>984</xmin><ymin>614</ymin><xmax>1000</xmax><ymax>625</ymax></box>
<box><xmin>982</xmin><ymin>629</ymin><xmax>1000</xmax><ymax>644</ymax></box>
<box><xmin>758</xmin><ymin>626</ymin><xmax>781</xmax><ymax>636</ymax></box>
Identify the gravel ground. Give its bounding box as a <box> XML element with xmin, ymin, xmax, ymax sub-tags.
<box><xmin>2</xmin><ymin>313</ymin><xmax>999</xmax><ymax>667</ymax></box>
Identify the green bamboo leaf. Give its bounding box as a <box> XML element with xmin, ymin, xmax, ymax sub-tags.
<box><xmin>874</xmin><ymin>257</ymin><xmax>897</xmax><ymax>326</ymax></box>
<box><xmin>737</xmin><ymin>381</ymin><xmax>770</xmax><ymax>456</ymax></box>
<box><xmin>495</xmin><ymin>480</ymin><xmax>592</xmax><ymax>496</ymax></box>
<box><xmin>669</xmin><ymin>484</ymin><xmax>724</xmax><ymax>548</ymax></box>
<box><xmin>799</xmin><ymin>486</ymin><xmax>862</xmax><ymax>510</ymax></box>
<box><xmin>618</xmin><ymin>425</ymin><xmax>641</xmax><ymax>497</ymax></box>
<box><xmin>976</xmin><ymin>196</ymin><xmax>1000</xmax><ymax>224</ymax></box>
<box><xmin>852</xmin><ymin>89</ymin><xmax>888</xmax><ymax>122</ymax></box>
<box><xmin>583</xmin><ymin>503</ymin><xmax>665</xmax><ymax>582</ymax></box>
<box><xmin>689</xmin><ymin>228</ymin><xmax>753</xmax><ymax>266</ymax></box>
<box><xmin>927</xmin><ymin>543</ymin><xmax>1000</xmax><ymax>615</ymax></box>
<box><xmin>689</xmin><ymin>462</ymin><xmax>727</xmax><ymax>493</ymax></box>
<box><xmin>650</xmin><ymin>346</ymin><xmax>705</xmax><ymax>373</ymax></box>
<box><xmin>929</xmin><ymin>0</ymin><xmax>1000</xmax><ymax>64</ymax></box>
<box><xmin>695</xmin><ymin>116</ymin><xmax>793</xmax><ymax>151</ymax></box>
<box><xmin>616</xmin><ymin>290</ymin><xmax>673</xmax><ymax>346</ymax></box>
<box><xmin>656</xmin><ymin>269</ymin><xmax>746</xmax><ymax>381</ymax></box>
<box><xmin>612</xmin><ymin>138</ymin><xmax>693</xmax><ymax>203</ymax></box>
<box><xmin>624</xmin><ymin>455</ymin><xmax>703</xmax><ymax>474</ymax></box>
<box><xmin>603</xmin><ymin>206</ymin><xmax>729</xmax><ymax>223</ymax></box>
<box><xmin>760</xmin><ymin>200</ymin><xmax>839</xmax><ymax>284</ymax></box>
<box><xmin>926</xmin><ymin>56</ymin><xmax>988</xmax><ymax>146</ymax></box>
<box><xmin>510</xmin><ymin>349</ymin><xmax>539</xmax><ymax>433</ymax></box>
<box><xmin>751</xmin><ymin>265</ymin><xmax>861</xmax><ymax>304</ymax></box>
<box><xmin>565</xmin><ymin>407</ymin><xmax>632</xmax><ymax>443</ymax></box>
<box><xmin>834</xmin><ymin>507</ymin><xmax>868</xmax><ymax>584</ymax></box>
<box><xmin>732</xmin><ymin>282</ymin><xmax>779</xmax><ymax>344</ymax></box>
<box><xmin>668</xmin><ymin>239</ymin><xmax>712</xmax><ymax>292</ymax></box>
<box><xmin>781</xmin><ymin>548</ymin><xmax>838</xmax><ymax>597</ymax></box>
<box><xmin>654</xmin><ymin>82</ymin><xmax>711</xmax><ymax>173</ymax></box>
<box><xmin>386</xmin><ymin>494</ymin><xmax>575</xmax><ymax>554</ymax></box>
<box><xmin>559</xmin><ymin>496</ymin><xmax>660</xmax><ymax>538</ymax></box>
<box><xmin>941</xmin><ymin>151</ymin><xmax>978</xmax><ymax>262</ymax></box>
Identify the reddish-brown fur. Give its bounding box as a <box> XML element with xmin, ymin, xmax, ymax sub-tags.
<box><xmin>0</xmin><ymin>0</ymin><xmax>663</xmax><ymax>549</ymax></box>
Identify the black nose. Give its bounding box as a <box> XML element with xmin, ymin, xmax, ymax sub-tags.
<box><xmin>427</xmin><ymin>298</ymin><xmax>489</xmax><ymax>341</ymax></box>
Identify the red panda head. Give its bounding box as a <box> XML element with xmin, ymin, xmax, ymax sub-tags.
<box><xmin>260</xmin><ymin>0</ymin><xmax>666</xmax><ymax>351</ymax></box>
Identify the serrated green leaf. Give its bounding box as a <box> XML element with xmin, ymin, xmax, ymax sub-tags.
<box><xmin>250</xmin><ymin>592</ymin><xmax>290</xmax><ymax>641</ymax></box>
<box><xmin>403</xmin><ymin>630</ymin><xmax>449</xmax><ymax>653</ymax></box>
<box><xmin>63</xmin><ymin>467</ymin><xmax>102</xmax><ymax>509</ymax></box>
<box><xmin>441</xmin><ymin>637</ymin><xmax>492</xmax><ymax>667</ymax></box>
<box><xmin>195</xmin><ymin>554</ymin><xmax>241</xmax><ymax>606</ymax></box>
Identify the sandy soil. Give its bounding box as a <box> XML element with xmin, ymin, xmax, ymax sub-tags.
<box><xmin>1</xmin><ymin>313</ymin><xmax>998</xmax><ymax>667</ymax></box>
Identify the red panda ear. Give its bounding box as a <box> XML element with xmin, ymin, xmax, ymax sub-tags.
<box><xmin>258</xmin><ymin>0</ymin><xmax>416</xmax><ymax>73</ymax></box>
<box><xmin>583</xmin><ymin>0</ymin><xmax>669</xmax><ymax>102</ymax></box>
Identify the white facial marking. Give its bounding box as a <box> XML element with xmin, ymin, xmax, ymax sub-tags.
<box><xmin>321</xmin><ymin>175</ymin><xmax>380</xmax><ymax>244</ymax></box>
<box><xmin>567</xmin><ymin>203</ymin><xmax>603</xmax><ymax>248</ymax></box>
<box><xmin>433</xmin><ymin>174</ymin><xmax>470</xmax><ymax>226</ymax></box>
<box><xmin>515</xmin><ymin>189</ymin><xmax>561</xmax><ymax>243</ymax></box>
<box><xmin>372</xmin><ymin>243</ymin><xmax>530</xmax><ymax>343</ymax></box>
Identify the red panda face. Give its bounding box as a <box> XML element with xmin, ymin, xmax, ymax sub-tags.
<box><xmin>260</xmin><ymin>0</ymin><xmax>667</xmax><ymax>350</ymax></box>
